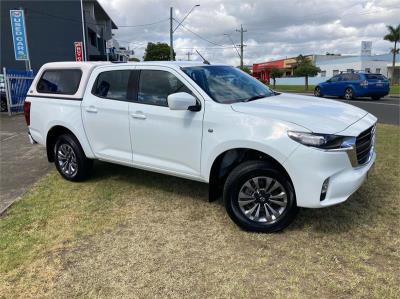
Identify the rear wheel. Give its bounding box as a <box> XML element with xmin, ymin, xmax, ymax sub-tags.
<box><xmin>371</xmin><ymin>96</ymin><xmax>381</xmax><ymax>101</ymax></box>
<box><xmin>223</xmin><ymin>161</ymin><xmax>298</xmax><ymax>233</ymax></box>
<box><xmin>54</xmin><ymin>134</ymin><xmax>92</xmax><ymax>181</ymax></box>
<box><xmin>344</xmin><ymin>88</ymin><xmax>354</xmax><ymax>100</ymax></box>
<box><xmin>314</xmin><ymin>86</ymin><xmax>323</xmax><ymax>97</ymax></box>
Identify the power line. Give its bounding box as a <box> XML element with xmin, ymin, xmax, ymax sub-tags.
<box><xmin>173</xmin><ymin>18</ymin><xmax>225</xmax><ymax>47</ymax></box>
<box><xmin>118</xmin><ymin>18</ymin><xmax>169</xmax><ymax>28</ymax></box>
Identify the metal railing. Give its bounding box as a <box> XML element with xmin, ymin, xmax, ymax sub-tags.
<box><xmin>3</xmin><ymin>68</ymin><xmax>35</xmax><ymax>116</ymax></box>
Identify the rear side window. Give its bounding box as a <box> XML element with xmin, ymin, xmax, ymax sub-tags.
<box><xmin>365</xmin><ymin>74</ymin><xmax>386</xmax><ymax>80</ymax></box>
<box><xmin>92</xmin><ymin>70</ymin><xmax>134</xmax><ymax>101</ymax></box>
<box><xmin>138</xmin><ymin>70</ymin><xmax>191</xmax><ymax>106</ymax></box>
<box><xmin>37</xmin><ymin>69</ymin><xmax>81</xmax><ymax>95</ymax></box>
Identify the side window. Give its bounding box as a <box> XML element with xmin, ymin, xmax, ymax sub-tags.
<box><xmin>92</xmin><ymin>70</ymin><xmax>132</xmax><ymax>101</ymax></box>
<box><xmin>37</xmin><ymin>69</ymin><xmax>81</xmax><ymax>95</ymax></box>
<box><xmin>330</xmin><ymin>75</ymin><xmax>339</xmax><ymax>82</ymax></box>
<box><xmin>138</xmin><ymin>70</ymin><xmax>192</xmax><ymax>106</ymax></box>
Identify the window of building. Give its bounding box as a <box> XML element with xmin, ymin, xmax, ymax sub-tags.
<box><xmin>376</xmin><ymin>68</ymin><xmax>381</xmax><ymax>74</ymax></box>
<box><xmin>37</xmin><ymin>69</ymin><xmax>82</xmax><ymax>95</ymax></box>
<box><xmin>88</xmin><ymin>28</ymin><xmax>97</xmax><ymax>47</ymax></box>
<box><xmin>346</xmin><ymin>69</ymin><xmax>353</xmax><ymax>73</ymax></box>
<box><xmin>365</xmin><ymin>68</ymin><xmax>371</xmax><ymax>73</ymax></box>
<box><xmin>138</xmin><ymin>70</ymin><xmax>191</xmax><ymax>107</ymax></box>
<box><xmin>92</xmin><ymin>70</ymin><xmax>134</xmax><ymax>101</ymax></box>
<box><xmin>321</xmin><ymin>70</ymin><xmax>326</xmax><ymax>77</ymax></box>
<box><xmin>333</xmin><ymin>70</ymin><xmax>339</xmax><ymax>75</ymax></box>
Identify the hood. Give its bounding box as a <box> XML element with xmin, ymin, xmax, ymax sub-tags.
<box><xmin>230</xmin><ymin>93</ymin><xmax>368</xmax><ymax>134</ymax></box>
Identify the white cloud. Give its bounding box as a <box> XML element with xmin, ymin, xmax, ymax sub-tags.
<box><xmin>99</xmin><ymin>0</ymin><xmax>400</xmax><ymax>65</ymax></box>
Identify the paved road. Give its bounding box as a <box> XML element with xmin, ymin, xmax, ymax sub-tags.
<box><xmin>295</xmin><ymin>94</ymin><xmax>399</xmax><ymax>125</ymax></box>
<box><xmin>0</xmin><ymin>114</ymin><xmax>52</xmax><ymax>214</ymax></box>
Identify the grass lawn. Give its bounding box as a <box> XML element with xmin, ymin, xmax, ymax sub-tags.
<box><xmin>269</xmin><ymin>84</ymin><xmax>316</xmax><ymax>93</ymax></box>
<box><xmin>1</xmin><ymin>124</ymin><xmax>399</xmax><ymax>298</ymax></box>
<box><xmin>269</xmin><ymin>84</ymin><xmax>400</xmax><ymax>96</ymax></box>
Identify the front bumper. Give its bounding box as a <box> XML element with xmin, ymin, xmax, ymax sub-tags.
<box><xmin>283</xmin><ymin>114</ymin><xmax>377</xmax><ymax>208</ymax></box>
<box><xmin>284</xmin><ymin>144</ymin><xmax>375</xmax><ymax>208</ymax></box>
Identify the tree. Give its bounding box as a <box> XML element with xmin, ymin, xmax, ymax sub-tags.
<box><xmin>383</xmin><ymin>24</ymin><xmax>400</xmax><ymax>85</ymax></box>
<box><xmin>143</xmin><ymin>42</ymin><xmax>174</xmax><ymax>61</ymax></box>
<box><xmin>293</xmin><ymin>55</ymin><xmax>321</xmax><ymax>90</ymax></box>
<box><xmin>128</xmin><ymin>57</ymin><xmax>140</xmax><ymax>62</ymax></box>
<box><xmin>270</xmin><ymin>68</ymin><xmax>284</xmax><ymax>88</ymax></box>
<box><xmin>239</xmin><ymin>66</ymin><xmax>251</xmax><ymax>74</ymax></box>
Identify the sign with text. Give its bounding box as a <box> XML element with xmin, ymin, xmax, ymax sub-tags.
<box><xmin>10</xmin><ymin>10</ymin><xmax>29</xmax><ymax>61</ymax></box>
<box><xmin>74</xmin><ymin>42</ymin><xmax>83</xmax><ymax>61</ymax></box>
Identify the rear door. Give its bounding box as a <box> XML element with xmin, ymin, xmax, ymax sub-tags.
<box><xmin>82</xmin><ymin>67</ymin><xmax>136</xmax><ymax>165</ymax></box>
<box><xmin>128</xmin><ymin>66</ymin><xmax>204</xmax><ymax>178</ymax></box>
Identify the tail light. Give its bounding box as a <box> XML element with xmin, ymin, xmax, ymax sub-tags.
<box><xmin>23</xmin><ymin>101</ymin><xmax>31</xmax><ymax>126</ymax></box>
<box><xmin>360</xmin><ymin>80</ymin><xmax>368</xmax><ymax>87</ymax></box>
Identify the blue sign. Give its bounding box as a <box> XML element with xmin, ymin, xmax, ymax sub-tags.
<box><xmin>10</xmin><ymin>10</ymin><xmax>29</xmax><ymax>61</ymax></box>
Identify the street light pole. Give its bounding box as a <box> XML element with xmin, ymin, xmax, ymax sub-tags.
<box><xmin>169</xmin><ymin>5</ymin><xmax>200</xmax><ymax>61</ymax></box>
<box><xmin>170</xmin><ymin>7</ymin><xmax>174</xmax><ymax>61</ymax></box>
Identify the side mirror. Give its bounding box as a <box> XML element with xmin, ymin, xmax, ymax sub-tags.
<box><xmin>167</xmin><ymin>92</ymin><xmax>198</xmax><ymax>111</ymax></box>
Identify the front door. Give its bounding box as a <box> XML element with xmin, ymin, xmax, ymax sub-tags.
<box><xmin>82</xmin><ymin>68</ymin><xmax>134</xmax><ymax>164</ymax></box>
<box><xmin>128</xmin><ymin>66</ymin><xmax>204</xmax><ymax>177</ymax></box>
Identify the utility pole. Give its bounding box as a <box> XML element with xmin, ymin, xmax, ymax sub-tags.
<box><xmin>236</xmin><ymin>24</ymin><xmax>247</xmax><ymax>68</ymax></box>
<box><xmin>170</xmin><ymin>7</ymin><xmax>174</xmax><ymax>61</ymax></box>
<box><xmin>170</xmin><ymin>5</ymin><xmax>200</xmax><ymax>61</ymax></box>
<box><xmin>186</xmin><ymin>51</ymin><xmax>192</xmax><ymax>61</ymax></box>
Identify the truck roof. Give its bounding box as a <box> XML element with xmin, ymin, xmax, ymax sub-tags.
<box><xmin>40</xmin><ymin>60</ymin><xmax>212</xmax><ymax>70</ymax></box>
<box><xmin>28</xmin><ymin>60</ymin><xmax>223</xmax><ymax>100</ymax></box>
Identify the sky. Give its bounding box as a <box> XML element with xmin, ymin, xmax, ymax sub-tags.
<box><xmin>98</xmin><ymin>0</ymin><xmax>400</xmax><ymax>65</ymax></box>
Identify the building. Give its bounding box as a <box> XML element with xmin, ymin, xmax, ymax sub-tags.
<box><xmin>1</xmin><ymin>0</ymin><xmax>118</xmax><ymax>72</ymax></box>
<box><xmin>252</xmin><ymin>54</ymin><xmax>343</xmax><ymax>83</ymax></box>
<box><xmin>316</xmin><ymin>54</ymin><xmax>400</xmax><ymax>80</ymax></box>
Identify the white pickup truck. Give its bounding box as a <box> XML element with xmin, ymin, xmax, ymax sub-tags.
<box><xmin>24</xmin><ymin>61</ymin><xmax>376</xmax><ymax>232</ymax></box>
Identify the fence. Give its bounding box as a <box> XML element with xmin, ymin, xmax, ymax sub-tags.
<box><xmin>3</xmin><ymin>68</ymin><xmax>35</xmax><ymax>116</ymax></box>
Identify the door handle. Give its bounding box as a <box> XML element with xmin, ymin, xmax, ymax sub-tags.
<box><xmin>86</xmin><ymin>106</ymin><xmax>98</xmax><ymax>113</ymax></box>
<box><xmin>130</xmin><ymin>111</ymin><xmax>146</xmax><ymax>119</ymax></box>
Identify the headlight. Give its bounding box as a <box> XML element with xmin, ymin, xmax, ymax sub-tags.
<box><xmin>287</xmin><ymin>131</ymin><xmax>355</xmax><ymax>150</ymax></box>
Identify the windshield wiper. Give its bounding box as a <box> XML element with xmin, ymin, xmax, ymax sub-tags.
<box><xmin>242</xmin><ymin>94</ymin><xmax>269</xmax><ymax>102</ymax></box>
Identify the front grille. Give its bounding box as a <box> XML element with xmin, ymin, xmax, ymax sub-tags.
<box><xmin>355</xmin><ymin>125</ymin><xmax>375</xmax><ymax>165</ymax></box>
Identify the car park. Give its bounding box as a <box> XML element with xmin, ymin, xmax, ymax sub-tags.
<box><xmin>314</xmin><ymin>71</ymin><xmax>390</xmax><ymax>100</ymax></box>
<box><xmin>24</xmin><ymin>61</ymin><xmax>377</xmax><ymax>233</ymax></box>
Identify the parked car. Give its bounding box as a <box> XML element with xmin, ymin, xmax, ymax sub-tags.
<box><xmin>24</xmin><ymin>62</ymin><xmax>377</xmax><ymax>233</ymax></box>
<box><xmin>314</xmin><ymin>72</ymin><xmax>390</xmax><ymax>100</ymax></box>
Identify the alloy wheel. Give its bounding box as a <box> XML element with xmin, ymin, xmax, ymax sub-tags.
<box><xmin>237</xmin><ymin>176</ymin><xmax>288</xmax><ymax>223</ymax></box>
<box><xmin>314</xmin><ymin>87</ymin><xmax>320</xmax><ymax>97</ymax></box>
<box><xmin>345</xmin><ymin>88</ymin><xmax>353</xmax><ymax>100</ymax></box>
<box><xmin>57</xmin><ymin>143</ymin><xmax>78</xmax><ymax>177</ymax></box>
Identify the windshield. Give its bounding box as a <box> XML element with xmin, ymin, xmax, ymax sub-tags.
<box><xmin>182</xmin><ymin>65</ymin><xmax>274</xmax><ymax>104</ymax></box>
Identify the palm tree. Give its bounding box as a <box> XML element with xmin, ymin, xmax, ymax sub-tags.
<box><xmin>384</xmin><ymin>24</ymin><xmax>400</xmax><ymax>85</ymax></box>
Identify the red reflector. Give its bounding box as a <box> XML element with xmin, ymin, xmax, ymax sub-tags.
<box><xmin>23</xmin><ymin>101</ymin><xmax>31</xmax><ymax>126</ymax></box>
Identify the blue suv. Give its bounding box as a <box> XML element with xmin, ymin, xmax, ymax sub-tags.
<box><xmin>314</xmin><ymin>72</ymin><xmax>390</xmax><ymax>100</ymax></box>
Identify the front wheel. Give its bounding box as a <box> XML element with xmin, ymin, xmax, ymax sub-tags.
<box><xmin>314</xmin><ymin>86</ymin><xmax>323</xmax><ymax>97</ymax></box>
<box><xmin>223</xmin><ymin>161</ymin><xmax>298</xmax><ymax>233</ymax></box>
<box><xmin>344</xmin><ymin>88</ymin><xmax>354</xmax><ymax>100</ymax></box>
<box><xmin>54</xmin><ymin>134</ymin><xmax>92</xmax><ymax>181</ymax></box>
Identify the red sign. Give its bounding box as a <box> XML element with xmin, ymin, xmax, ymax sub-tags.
<box><xmin>74</xmin><ymin>42</ymin><xmax>83</xmax><ymax>61</ymax></box>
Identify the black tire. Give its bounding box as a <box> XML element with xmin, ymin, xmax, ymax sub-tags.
<box><xmin>223</xmin><ymin>160</ymin><xmax>298</xmax><ymax>233</ymax></box>
<box><xmin>314</xmin><ymin>86</ymin><xmax>323</xmax><ymax>97</ymax></box>
<box><xmin>344</xmin><ymin>88</ymin><xmax>354</xmax><ymax>100</ymax></box>
<box><xmin>0</xmin><ymin>96</ymin><xmax>7</xmax><ymax>112</ymax></box>
<box><xmin>54</xmin><ymin>134</ymin><xmax>92</xmax><ymax>181</ymax></box>
<box><xmin>371</xmin><ymin>96</ymin><xmax>381</xmax><ymax>101</ymax></box>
